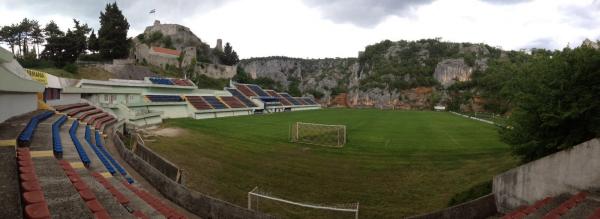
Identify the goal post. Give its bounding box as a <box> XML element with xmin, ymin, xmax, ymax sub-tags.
<box><xmin>248</xmin><ymin>187</ymin><xmax>359</xmax><ymax>219</ymax></box>
<box><xmin>290</xmin><ymin>122</ymin><xmax>347</xmax><ymax>147</ymax></box>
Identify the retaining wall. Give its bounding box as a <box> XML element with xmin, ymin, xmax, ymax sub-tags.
<box><xmin>132</xmin><ymin>140</ymin><xmax>182</xmax><ymax>183</ymax></box>
<box><xmin>493</xmin><ymin>138</ymin><xmax>600</xmax><ymax>213</ymax></box>
<box><xmin>405</xmin><ymin>194</ymin><xmax>496</xmax><ymax>219</ymax></box>
<box><xmin>111</xmin><ymin>130</ymin><xmax>273</xmax><ymax>219</ymax></box>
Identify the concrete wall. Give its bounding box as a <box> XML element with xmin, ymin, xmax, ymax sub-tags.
<box><xmin>133</xmin><ymin>141</ymin><xmax>182</xmax><ymax>183</ymax></box>
<box><xmin>147</xmin><ymin>105</ymin><xmax>189</xmax><ymax>119</ymax></box>
<box><xmin>406</xmin><ymin>194</ymin><xmax>497</xmax><ymax>219</ymax></box>
<box><xmin>47</xmin><ymin>93</ymin><xmax>81</xmax><ymax>106</ymax></box>
<box><xmin>0</xmin><ymin>92</ymin><xmax>38</xmax><ymax>123</ymax></box>
<box><xmin>493</xmin><ymin>138</ymin><xmax>600</xmax><ymax>213</ymax></box>
<box><xmin>111</xmin><ymin>130</ymin><xmax>274</xmax><ymax>219</ymax></box>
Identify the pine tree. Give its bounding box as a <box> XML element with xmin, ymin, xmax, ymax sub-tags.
<box><xmin>98</xmin><ymin>2</ymin><xmax>130</xmax><ymax>59</ymax></box>
<box><xmin>220</xmin><ymin>42</ymin><xmax>239</xmax><ymax>65</ymax></box>
<box><xmin>88</xmin><ymin>30</ymin><xmax>99</xmax><ymax>54</ymax></box>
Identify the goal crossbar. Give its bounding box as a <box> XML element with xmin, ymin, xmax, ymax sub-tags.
<box><xmin>290</xmin><ymin>122</ymin><xmax>347</xmax><ymax>147</ymax></box>
<box><xmin>248</xmin><ymin>187</ymin><xmax>359</xmax><ymax>218</ymax></box>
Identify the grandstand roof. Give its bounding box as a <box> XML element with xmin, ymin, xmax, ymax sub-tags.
<box><xmin>150</xmin><ymin>47</ymin><xmax>181</xmax><ymax>57</ymax></box>
<box><xmin>0</xmin><ymin>47</ymin><xmax>44</xmax><ymax>93</ymax></box>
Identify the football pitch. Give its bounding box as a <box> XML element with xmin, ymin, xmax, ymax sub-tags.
<box><xmin>146</xmin><ymin>109</ymin><xmax>517</xmax><ymax>218</ymax></box>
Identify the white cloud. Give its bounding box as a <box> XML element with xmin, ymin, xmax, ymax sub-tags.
<box><xmin>0</xmin><ymin>0</ymin><xmax>598</xmax><ymax>58</ymax></box>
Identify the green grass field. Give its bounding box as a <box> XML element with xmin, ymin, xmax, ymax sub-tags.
<box><xmin>146</xmin><ymin>109</ymin><xmax>517</xmax><ymax>218</ymax></box>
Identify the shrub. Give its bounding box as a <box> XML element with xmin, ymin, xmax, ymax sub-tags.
<box><xmin>63</xmin><ymin>63</ymin><xmax>79</xmax><ymax>73</ymax></box>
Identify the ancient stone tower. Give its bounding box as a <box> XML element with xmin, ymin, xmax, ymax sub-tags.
<box><xmin>216</xmin><ymin>39</ymin><xmax>223</xmax><ymax>52</ymax></box>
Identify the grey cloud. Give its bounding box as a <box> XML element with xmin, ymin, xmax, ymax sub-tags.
<box><xmin>3</xmin><ymin>0</ymin><xmax>231</xmax><ymax>32</ymax></box>
<box><xmin>524</xmin><ymin>37</ymin><xmax>558</xmax><ymax>49</ymax></box>
<box><xmin>302</xmin><ymin>0</ymin><xmax>435</xmax><ymax>28</ymax></box>
<box><xmin>562</xmin><ymin>0</ymin><xmax>600</xmax><ymax>29</ymax></box>
<box><xmin>302</xmin><ymin>0</ymin><xmax>534</xmax><ymax>28</ymax></box>
<box><xmin>479</xmin><ymin>0</ymin><xmax>532</xmax><ymax>5</ymax></box>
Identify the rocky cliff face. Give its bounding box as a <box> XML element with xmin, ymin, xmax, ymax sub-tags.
<box><xmin>240</xmin><ymin>39</ymin><xmax>502</xmax><ymax>109</ymax></box>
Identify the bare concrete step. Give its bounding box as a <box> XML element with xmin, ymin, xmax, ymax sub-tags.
<box><xmin>33</xmin><ymin>156</ymin><xmax>93</xmax><ymax>218</ymax></box>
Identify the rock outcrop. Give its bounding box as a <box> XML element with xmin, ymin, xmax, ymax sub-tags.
<box><xmin>433</xmin><ymin>58</ymin><xmax>473</xmax><ymax>88</ymax></box>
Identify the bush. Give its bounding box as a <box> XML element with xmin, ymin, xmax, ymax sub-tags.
<box><xmin>63</xmin><ymin>63</ymin><xmax>79</xmax><ymax>73</ymax></box>
<box><xmin>447</xmin><ymin>180</ymin><xmax>491</xmax><ymax>206</ymax></box>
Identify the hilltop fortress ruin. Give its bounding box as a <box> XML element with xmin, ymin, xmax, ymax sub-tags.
<box><xmin>132</xmin><ymin>20</ymin><xmax>235</xmax><ymax>79</ymax></box>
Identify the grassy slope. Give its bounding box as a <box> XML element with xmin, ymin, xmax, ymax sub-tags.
<box><xmin>31</xmin><ymin>66</ymin><xmax>114</xmax><ymax>80</ymax></box>
<box><xmin>147</xmin><ymin>109</ymin><xmax>517</xmax><ymax>218</ymax></box>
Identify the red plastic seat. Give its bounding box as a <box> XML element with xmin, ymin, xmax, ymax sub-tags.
<box><xmin>20</xmin><ymin>173</ymin><xmax>38</xmax><ymax>182</ymax></box>
<box><xmin>73</xmin><ymin>181</ymin><xmax>88</xmax><ymax>191</ymax></box>
<box><xmin>133</xmin><ymin>210</ymin><xmax>149</xmax><ymax>219</ymax></box>
<box><xmin>79</xmin><ymin>189</ymin><xmax>96</xmax><ymax>201</ymax></box>
<box><xmin>19</xmin><ymin>160</ymin><xmax>34</xmax><ymax>167</ymax></box>
<box><xmin>24</xmin><ymin>202</ymin><xmax>50</xmax><ymax>219</ymax></box>
<box><xmin>23</xmin><ymin>191</ymin><xmax>45</xmax><ymax>204</ymax></box>
<box><xmin>86</xmin><ymin>200</ymin><xmax>105</xmax><ymax>213</ymax></box>
<box><xmin>94</xmin><ymin>210</ymin><xmax>111</xmax><ymax>219</ymax></box>
<box><xmin>19</xmin><ymin>166</ymin><xmax>35</xmax><ymax>173</ymax></box>
<box><xmin>21</xmin><ymin>181</ymin><xmax>42</xmax><ymax>192</ymax></box>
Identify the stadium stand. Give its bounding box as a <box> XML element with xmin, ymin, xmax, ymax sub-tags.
<box><xmin>247</xmin><ymin>84</ymin><xmax>270</xmax><ymax>97</ymax></box>
<box><xmin>172</xmin><ymin>78</ymin><xmax>194</xmax><ymax>86</ymax></box>
<box><xmin>85</xmin><ymin>125</ymin><xmax>116</xmax><ymax>174</ymax></box>
<box><xmin>146</xmin><ymin>95</ymin><xmax>185</xmax><ymax>102</ymax></box>
<box><xmin>17</xmin><ymin>147</ymin><xmax>52</xmax><ymax>219</ymax></box>
<box><xmin>54</xmin><ymin>103</ymin><xmax>88</xmax><ymax>112</ymax></box>
<box><xmin>69</xmin><ymin>121</ymin><xmax>91</xmax><ymax>165</ymax></box>
<box><xmin>78</xmin><ymin>109</ymin><xmax>103</xmax><ymax>121</ymax></box>
<box><xmin>295</xmin><ymin>97</ymin><xmax>308</xmax><ymax>105</ymax></box>
<box><xmin>202</xmin><ymin>96</ymin><xmax>229</xmax><ymax>109</ymax></box>
<box><xmin>51</xmin><ymin>115</ymin><xmax>68</xmax><ymax>155</ymax></box>
<box><xmin>235</xmin><ymin>84</ymin><xmax>258</xmax><ymax>97</ymax></box>
<box><xmin>121</xmin><ymin>181</ymin><xmax>186</xmax><ymax>218</ymax></box>
<box><xmin>18</xmin><ymin>110</ymin><xmax>54</xmax><ymax>146</ymax></box>
<box><xmin>302</xmin><ymin>97</ymin><xmax>318</xmax><ymax>105</ymax></box>
<box><xmin>279</xmin><ymin>93</ymin><xmax>301</xmax><ymax>105</ymax></box>
<box><xmin>149</xmin><ymin>77</ymin><xmax>174</xmax><ymax>85</ymax></box>
<box><xmin>95</xmin><ymin>130</ymin><xmax>131</xmax><ymax>179</ymax></box>
<box><xmin>266</xmin><ymin>90</ymin><xmax>292</xmax><ymax>106</ymax></box>
<box><xmin>227</xmin><ymin>88</ymin><xmax>257</xmax><ymax>107</ymax></box>
<box><xmin>66</xmin><ymin>105</ymin><xmax>96</xmax><ymax>117</ymax></box>
<box><xmin>219</xmin><ymin>96</ymin><xmax>247</xmax><ymax>108</ymax></box>
<box><xmin>186</xmin><ymin>96</ymin><xmax>213</xmax><ymax>110</ymax></box>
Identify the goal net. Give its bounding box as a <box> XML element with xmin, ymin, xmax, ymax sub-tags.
<box><xmin>290</xmin><ymin>122</ymin><xmax>346</xmax><ymax>147</ymax></box>
<box><xmin>248</xmin><ymin>187</ymin><xmax>359</xmax><ymax>219</ymax></box>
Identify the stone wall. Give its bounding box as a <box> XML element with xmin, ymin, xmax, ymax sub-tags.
<box><xmin>406</xmin><ymin>194</ymin><xmax>497</xmax><ymax>219</ymax></box>
<box><xmin>493</xmin><ymin>138</ymin><xmax>600</xmax><ymax>213</ymax></box>
<box><xmin>112</xmin><ymin>129</ymin><xmax>273</xmax><ymax>219</ymax></box>
<box><xmin>193</xmin><ymin>63</ymin><xmax>236</xmax><ymax>79</ymax></box>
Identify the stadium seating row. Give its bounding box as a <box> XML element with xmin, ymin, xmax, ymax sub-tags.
<box><xmin>502</xmin><ymin>192</ymin><xmax>590</xmax><ymax>219</ymax></box>
<box><xmin>17</xmin><ymin>147</ymin><xmax>51</xmax><ymax>219</ymax></box>
<box><xmin>149</xmin><ymin>77</ymin><xmax>194</xmax><ymax>86</ymax></box>
<box><xmin>122</xmin><ymin>180</ymin><xmax>186</xmax><ymax>218</ymax></box>
<box><xmin>85</xmin><ymin>125</ymin><xmax>116</xmax><ymax>175</ymax></box>
<box><xmin>146</xmin><ymin>95</ymin><xmax>184</xmax><ymax>102</ymax></box>
<box><xmin>95</xmin><ymin>130</ymin><xmax>132</xmax><ymax>181</ymax></box>
<box><xmin>52</xmin><ymin>115</ymin><xmax>68</xmax><ymax>155</ymax></box>
<box><xmin>58</xmin><ymin>160</ymin><xmax>111</xmax><ymax>218</ymax></box>
<box><xmin>69</xmin><ymin>121</ymin><xmax>91</xmax><ymax>165</ymax></box>
<box><xmin>226</xmin><ymin>88</ymin><xmax>257</xmax><ymax>107</ymax></box>
<box><xmin>186</xmin><ymin>95</ymin><xmax>252</xmax><ymax>110</ymax></box>
<box><xmin>18</xmin><ymin>111</ymin><xmax>54</xmax><ymax>146</ymax></box>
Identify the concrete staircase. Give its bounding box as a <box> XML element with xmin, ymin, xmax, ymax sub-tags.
<box><xmin>2</xmin><ymin>108</ymin><xmax>190</xmax><ymax>218</ymax></box>
<box><xmin>498</xmin><ymin>191</ymin><xmax>600</xmax><ymax>219</ymax></box>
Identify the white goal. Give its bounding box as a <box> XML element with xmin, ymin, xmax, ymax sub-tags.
<box><xmin>248</xmin><ymin>187</ymin><xmax>359</xmax><ymax>219</ymax></box>
<box><xmin>289</xmin><ymin>122</ymin><xmax>347</xmax><ymax>147</ymax></box>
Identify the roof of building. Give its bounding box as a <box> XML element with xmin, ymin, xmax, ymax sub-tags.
<box><xmin>151</xmin><ymin>47</ymin><xmax>181</xmax><ymax>56</ymax></box>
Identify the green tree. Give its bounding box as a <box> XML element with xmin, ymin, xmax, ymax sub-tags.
<box><xmin>219</xmin><ymin>42</ymin><xmax>239</xmax><ymax>65</ymax></box>
<box><xmin>0</xmin><ymin>25</ymin><xmax>18</xmax><ymax>54</ymax></box>
<box><xmin>88</xmin><ymin>29</ymin><xmax>99</xmax><ymax>54</ymax></box>
<box><xmin>232</xmin><ymin>66</ymin><xmax>252</xmax><ymax>83</ymax></box>
<box><xmin>500</xmin><ymin>46</ymin><xmax>600</xmax><ymax>162</ymax></box>
<box><xmin>98</xmin><ymin>2</ymin><xmax>130</xmax><ymax>59</ymax></box>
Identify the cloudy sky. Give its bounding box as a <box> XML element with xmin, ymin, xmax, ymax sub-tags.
<box><xmin>1</xmin><ymin>0</ymin><xmax>599</xmax><ymax>58</ymax></box>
